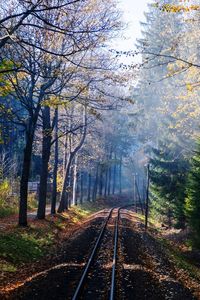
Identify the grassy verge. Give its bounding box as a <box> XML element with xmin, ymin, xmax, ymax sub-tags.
<box><xmin>134</xmin><ymin>212</ymin><xmax>161</xmax><ymax>230</ymax></box>
<box><xmin>70</xmin><ymin>200</ymin><xmax>107</xmax><ymax>219</ymax></box>
<box><xmin>158</xmin><ymin>237</ymin><xmax>200</xmax><ymax>281</ymax></box>
<box><xmin>0</xmin><ymin>226</ymin><xmax>54</xmax><ymax>273</ymax></box>
<box><xmin>0</xmin><ymin>193</ymin><xmax>38</xmax><ymax>218</ymax></box>
<box><xmin>0</xmin><ymin>199</ymin><xmax>107</xmax><ymax>277</ymax></box>
<box><xmin>0</xmin><ymin>205</ymin><xmax>17</xmax><ymax>218</ymax></box>
<box><xmin>0</xmin><ymin>195</ymin><xmax>133</xmax><ymax>281</ymax></box>
<box><xmin>135</xmin><ymin>211</ymin><xmax>200</xmax><ymax>282</ymax></box>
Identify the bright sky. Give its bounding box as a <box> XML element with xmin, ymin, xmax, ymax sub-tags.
<box><xmin>113</xmin><ymin>0</ymin><xmax>153</xmax><ymax>55</ymax></box>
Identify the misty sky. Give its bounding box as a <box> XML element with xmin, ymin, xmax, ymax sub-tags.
<box><xmin>114</xmin><ymin>0</ymin><xmax>153</xmax><ymax>54</ymax></box>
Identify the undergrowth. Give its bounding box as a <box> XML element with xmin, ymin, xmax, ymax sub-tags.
<box><xmin>0</xmin><ymin>195</ymin><xmax>130</xmax><ymax>276</ymax></box>
<box><xmin>158</xmin><ymin>237</ymin><xmax>200</xmax><ymax>281</ymax></box>
<box><xmin>0</xmin><ymin>199</ymin><xmax>103</xmax><ymax>274</ymax></box>
<box><xmin>0</xmin><ymin>227</ymin><xmax>54</xmax><ymax>267</ymax></box>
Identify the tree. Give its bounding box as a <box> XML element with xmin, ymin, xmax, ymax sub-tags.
<box><xmin>58</xmin><ymin>104</ymin><xmax>87</xmax><ymax>212</ymax></box>
<box><xmin>51</xmin><ymin>107</ymin><xmax>58</xmax><ymax>214</ymax></box>
<box><xmin>0</xmin><ymin>1</ymin><xmax>84</xmax><ymax>51</ymax></box>
<box><xmin>185</xmin><ymin>139</ymin><xmax>200</xmax><ymax>246</ymax></box>
<box><xmin>129</xmin><ymin>0</ymin><xmax>200</xmax><ymax>229</ymax></box>
<box><xmin>3</xmin><ymin>32</ymin><xmax>65</xmax><ymax>225</ymax></box>
<box><xmin>0</xmin><ymin>0</ymin><xmax>136</xmax><ymax>226</ymax></box>
<box><xmin>135</xmin><ymin>0</ymin><xmax>200</xmax><ymax>150</ymax></box>
<box><xmin>150</xmin><ymin>138</ymin><xmax>189</xmax><ymax>228</ymax></box>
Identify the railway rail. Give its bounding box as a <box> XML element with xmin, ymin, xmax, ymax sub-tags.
<box><xmin>7</xmin><ymin>204</ymin><xmax>195</xmax><ymax>300</ymax></box>
<box><xmin>72</xmin><ymin>205</ymin><xmax>132</xmax><ymax>300</ymax></box>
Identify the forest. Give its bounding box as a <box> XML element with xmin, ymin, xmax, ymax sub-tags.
<box><xmin>0</xmin><ymin>0</ymin><xmax>200</xmax><ymax>299</ymax></box>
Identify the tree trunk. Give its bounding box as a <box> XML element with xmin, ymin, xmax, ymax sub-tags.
<box><xmin>58</xmin><ymin>105</ymin><xmax>87</xmax><ymax>212</ymax></box>
<box><xmin>68</xmin><ymin>166</ymin><xmax>73</xmax><ymax>208</ymax></box>
<box><xmin>108</xmin><ymin>166</ymin><xmax>111</xmax><ymax>195</ymax></box>
<box><xmin>99</xmin><ymin>164</ymin><xmax>103</xmax><ymax>196</ymax></box>
<box><xmin>75</xmin><ymin>173</ymin><xmax>79</xmax><ymax>205</ymax></box>
<box><xmin>104</xmin><ymin>167</ymin><xmax>108</xmax><ymax>197</ymax></box>
<box><xmin>112</xmin><ymin>153</ymin><xmax>117</xmax><ymax>195</ymax></box>
<box><xmin>92</xmin><ymin>164</ymin><xmax>99</xmax><ymax>201</ymax></box>
<box><xmin>80</xmin><ymin>171</ymin><xmax>83</xmax><ymax>204</ymax></box>
<box><xmin>18</xmin><ymin>106</ymin><xmax>40</xmax><ymax>226</ymax></box>
<box><xmin>51</xmin><ymin>108</ymin><xmax>58</xmax><ymax>214</ymax></box>
<box><xmin>37</xmin><ymin>106</ymin><xmax>52</xmax><ymax>219</ymax></box>
<box><xmin>87</xmin><ymin>173</ymin><xmax>91</xmax><ymax>201</ymax></box>
<box><xmin>58</xmin><ymin>153</ymin><xmax>74</xmax><ymax>212</ymax></box>
<box><xmin>72</xmin><ymin>155</ymin><xmax>78</xmax><ymax>206</ymax></box>
<box><xmin>18</xmin><ymin>130</ymin><xmax>34</xmax><ymax>226</ymax></box>
<box><xmin>135</xmin><ymin>178</ymin><xmax>144</xmax><ymax>214</ymax></box>
<box><xmin>62</xmin><ymin>129</ymin><xmax>68</xmax><ymax>178</ymax></box>
<box><xmin>145</xmin><ymin>164</ymin><xmax>150</xmax><ymax>230</ymax></box>
<box><xmin>108</xmin><ymin>150</ymin><xmax>112</xmax><ymax>196</ymax></box>
<box><xmin>143</xmin><ymin>179</ymin><xmax>146</xmax><ymax>203</ymax></box>
<box><xmin>133</xmin><ymin>174</ymin><xmax>137</xmax><ymax>213</ymax></box>
<box><xmin>119</xmin><ymin>155</ymin><xmax>122</xmax><ymax>194</ymax></box>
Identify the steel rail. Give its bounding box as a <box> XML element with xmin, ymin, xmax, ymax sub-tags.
<box><xmin>72</xmin><ymin>208</ymin><xmax>115</xmax><ymax>300</ymax></box>
<box><xmin>110</xmin><ymin>204</ymin><xmax>134</xmax><ymax>300</ymax></box>
<box><xmin>110</xmin><ymin>208</ymin><xmax>120</xmax><ymax>300</ymax></box>
<box><xmin>72</xmin><ymin>204</ymin><xmax>134</xmax><ymax>300</ymax></box>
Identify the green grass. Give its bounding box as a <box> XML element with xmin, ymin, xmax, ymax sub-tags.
<box><xmin>0</xmin><ymin>228</ymin><xmax>54</xmax><ymax>266</ymax></box>
<box><xmin>0</xmin><ymin>200</ymin><xmax>102</xmax><ymax>273</ymax></box>
<box><xmin>0</xmin><ymin>201</ymin><xmax>100</xmax><ymax>272</ymax></box>
<box><xmin>0</xmin><ymin>261</ymin><xmax>17</xmax><ymax>272</ymax></box>
<box><xmin>61</xmin><ymin>202</ymin><xmax>102</xmax><ymax>224</ymax></box>
<box><xmin>133</xmin><ymin>212</ymin><xmax>161</xmax><ymax>231</ymax></box>
<box><xmin>0</xmin><ymin>196</ymin><xmax>128</xmax><ymax>276</ymax></box>
<box><xmin>0</xmin><ymin>184</ymin><xmax>37</xmax><ymax>218</ymax></box>
<box><xmin>0</xmin><ymin>205</ymin><xmax>17</xmax><ymax>218</ymax></box>
<box><xmin>73</xmin><ymin>202</ymin><xmax>100</xmax><ymax>216</ymax></box>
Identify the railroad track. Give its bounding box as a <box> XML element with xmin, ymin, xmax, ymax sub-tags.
<box><xmin>72</xmin><ymin>205</ymin><xmax>132</xmax><ymax>300</ymax></box>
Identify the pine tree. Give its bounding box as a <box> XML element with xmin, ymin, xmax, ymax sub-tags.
<box><xmin>150</xmin><ymin>139</ymin><xmax>189</xmax><ymax>228</ymax></box>
<box><xmin>185</xmin><ymin>139</ymin><xmax>200</xmax><ymax>246</ymax></box>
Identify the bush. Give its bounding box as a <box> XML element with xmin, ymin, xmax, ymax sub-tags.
<box><xmin>0</xmin><ymin>180</ymin><xmax>18</xmax><ymax>217</ymax></box>
<box><xmin>0</xmin><ymin>180</ymin><xmax>10</xmax><ymax>200</ymax></box>
<box><xmin>0</xmin><ymin>180</ymin><xmax>38</xmax><ymax>218</ymax></box>
<box><xmin>27</xmin><ymin>193</ymin><xmax>38</xmax><ymax>210</ymax></box>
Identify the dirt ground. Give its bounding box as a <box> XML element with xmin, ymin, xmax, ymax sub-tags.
<box><xmin>0</xmin><ymin>204</ymin><xmax>200</xmax><ymax>300</ymax></box>
<box><xmin>118</xmin><ymin>210</ymin><xmax>198</xmax><ymax>299</ymax></box>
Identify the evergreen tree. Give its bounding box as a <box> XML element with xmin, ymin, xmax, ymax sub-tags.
<box><xmin>150</xmin><ymin>139</ymin><xmax>189</xmax><ymax>228</ymax></box>
<box><xmin>185</xmin><ymin>139</ymin><xmax>200</xmax><ymax>246</ymax></box>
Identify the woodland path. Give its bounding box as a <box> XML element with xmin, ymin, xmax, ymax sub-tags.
<box><xmin>0</xmin><ymin>204</ymin><xmax>57</xmax><ymax>230</ymax></box>
<box><xmin>7</xmin><ymin>208</ymin><xmax>196</xmax><ymax>300</ymax></box>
